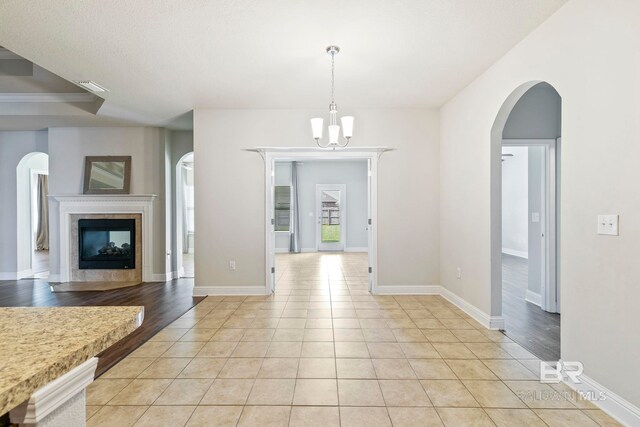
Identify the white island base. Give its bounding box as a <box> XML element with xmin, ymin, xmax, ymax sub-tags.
<box><xmin>10</xmin><ymin>358</ymin><xmax>98</xmax><ymax>427</ymax></box>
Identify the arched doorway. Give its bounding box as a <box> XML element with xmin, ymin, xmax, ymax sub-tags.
<box><xmin>16</xmin><ymin>152</ymin><xmax>49</xmax><ymax>279</ymax></box>
<box><xmin>176</xmin><ymin>152</ymin><xmax>194</xmax><ymax>278</ymax></box>
<box><xmin>491</xmin><ymin>81</ymin><xmax>561</xmax><ymax>361</ymax></box>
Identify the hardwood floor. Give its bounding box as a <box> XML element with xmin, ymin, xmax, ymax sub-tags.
<box><xmin>0</xmin><ymin>277</ymin><xmax>203</xmax><ymax>377</ymax></box>
<box><xmin>502</xmin><ymin>253</ymin><xmax>560</xmax><ymax>361</ymax></box>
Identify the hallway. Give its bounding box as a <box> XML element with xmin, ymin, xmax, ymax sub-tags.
<box><xmin>502</xmin><ymin>254</ymin><xmax>560</xmax><ymax>361</ymax></box>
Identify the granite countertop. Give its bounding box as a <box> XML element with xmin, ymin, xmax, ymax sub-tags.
<box><xmin>0</xmin><ymin>306</ymin><xmax>144</xmax><ymax>415</ymax></box>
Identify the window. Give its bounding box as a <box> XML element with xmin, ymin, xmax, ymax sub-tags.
<box><xmin>274</xmin><ymin>186</ymin><xmax>291</xmax><ymax>231</ymax></box>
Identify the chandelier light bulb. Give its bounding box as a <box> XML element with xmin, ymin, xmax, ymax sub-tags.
<box><xmin>310</xmin><ymin>118</ymin><xmax>324</xmax><ymax>140</ymax></box>
<box><xmin>341</xmin><ymin>116</ymin><xmax>354</xmax><ymax>139</ymax></box>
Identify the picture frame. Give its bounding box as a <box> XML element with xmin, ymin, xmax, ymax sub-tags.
<box><xmin>83</xmin><ymin>156</ymin><xmax>132</xmax><ymax>194</ymax></box>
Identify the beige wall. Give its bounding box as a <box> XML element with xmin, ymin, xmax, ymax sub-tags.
<box><xmin>193</xmin><ymin>109</ymin><xmax>439</xmax><ymax>290</ymax></box>
<box><xmin>440</xmin><ymin>0</ymin><xmax>640</xmax><ymax>406</ymax></box>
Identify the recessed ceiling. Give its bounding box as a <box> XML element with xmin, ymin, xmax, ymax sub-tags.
<box><xmin>0</xmin><ymin>0</ymin><xmax>567</xmax><ymax>128</ymax></box>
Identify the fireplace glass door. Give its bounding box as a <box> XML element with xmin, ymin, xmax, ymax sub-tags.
<box><xmin>78</xmin><ymin>219</ymin><xmax>135</xmax><ymax>269</ymax></box>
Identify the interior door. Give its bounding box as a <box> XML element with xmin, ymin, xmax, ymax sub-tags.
<box><xmin>316</xmin><ymin>184</ymin><xmax>346</xmax><ymax>251</ymax></box>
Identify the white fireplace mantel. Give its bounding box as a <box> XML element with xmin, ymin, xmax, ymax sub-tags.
<box><xmin>51</xmin><ymin>194</ymin><xmax>156</xmax><ymax>283</ymax></box>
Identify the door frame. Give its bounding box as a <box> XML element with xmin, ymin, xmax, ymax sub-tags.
<box><xmin>316</xmin><ymin>184</ymin><xmax>347</xmax><ymax>251</ymax></box>
<box><xmin>262</xmin><ymin>148</ymin><xmax>382</xmax><ymax>295</ymax></box>
<box><xmin>175</xmin><ymin>152</ymin><xmax>194</xmax><ymax>278</ymax></box>
<box><xmin>502</xmin><ymin>138</ymin><xmax>559</xmax><ymax>313</ymax></box>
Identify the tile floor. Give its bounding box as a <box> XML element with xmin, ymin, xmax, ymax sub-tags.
<box><xmin>86</xmin><ymin>253</ymin><xmax>620</xmax><ymax>426</ymax></box>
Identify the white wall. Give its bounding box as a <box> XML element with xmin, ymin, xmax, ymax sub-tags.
<box><xmin>0</xmin><ymin>131</ymin><xmax>48</xmax><ymax>278</ymax></box>
<box><xmin>440</xmin><ymin>0</ymin><xmax>640</xmax><ymax>408</ymax></box>
<box><xmin>275</xmin><ymin>160</ymin><xmax>368</xmax><ymax>252</ymax></box>
<box><xmin>194</xmin><ymin>109</ymin><xmax>439</xmax><ymax>289</ymax></box>
<box><xmin>501</xmin><ymin>147</ymin><xmax>528</xmax><ymax>258</ymax></box>
<box><xmin>47</xmin><ymin>127</ymin><xmax>169</xmax><ymax>279</ymax></box>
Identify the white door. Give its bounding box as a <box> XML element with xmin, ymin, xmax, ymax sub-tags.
<box><xmin>316</xmin><ymin>184</ymin><xmax>346</xmax><ymax>251</ymax></box>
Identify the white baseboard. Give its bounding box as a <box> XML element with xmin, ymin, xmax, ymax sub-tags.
<box><xmin>565</xmin><ymin>374</ymin><xmax>640</xmax><ymax>427</ymax></box>
<box><xmin>372</xmin><ymin>284</ymin><xmax>504</xmax><ymax>330</ymax></box>
<box><xmin>48</xmin><ymin>274</ymin><xmax>61</xmax><ymax>283</ymax></box>
<box><xmin>438</xmin><ymin>286</ymin><xmax>505</xmax><ymax>330</ymax></box>
<box><xmin>525</xmin><ymin>289</ymin><xmax>542</xmax><ymax>307</ymax></box>
<box><xmin>17</xmin><ymin>269</ymin><xmax>33</xmax><ymax>279</ymax></box>
<box><xmin>151</xmin><ymin>273</ymin><xmax>174</xmax><ymax>282</ymax></box>
<box><xmin>345</xmin><ymin>247</ymin><xmax>368</xmax><ymax>253</ymax></box>
<box><xmin>376</xmin><ymin>285</ymin><xmax>440</xmax><ymax>295</ymax></box>
<box><xmin>0</xmin><ymin>270</ymin><xmax>35</xmax><ymax>280</ymax></box>
<box><xmin>193</xmin><ymin>285</ymin><xmax>269</xmax><ymax>296</ymax></box>
<box><xmin>277</xmin><ymin>248</ymin><xmax>368</xmax><ymax>254</ymax></box>
<box><xmin>502</xmin><ymin>248</ymin><xmax>528</xmax><ymax>259</ymax></box>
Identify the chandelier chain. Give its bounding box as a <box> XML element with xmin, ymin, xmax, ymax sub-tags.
<box><xmin>331</xmin><ymin>51</ymin><xmax>335</xmax><ymax>103</ymax></box>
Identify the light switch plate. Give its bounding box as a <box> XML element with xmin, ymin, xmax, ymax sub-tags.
<box><xmin>597</xmin><ymin>215</ymin><xmax>619</xmax><ymax>236</ymax></box>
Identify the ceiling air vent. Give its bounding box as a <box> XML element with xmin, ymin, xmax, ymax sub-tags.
<box><xmin>74</xmin><ymin>80</ymin><xmax>109</xmax><ymax>93</ymax></box>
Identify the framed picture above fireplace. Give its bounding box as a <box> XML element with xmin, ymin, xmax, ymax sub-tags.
<box><xmin>83</xmin><ymin>156</ymin><xmax>132</xmax><ymax>194</ymax></box>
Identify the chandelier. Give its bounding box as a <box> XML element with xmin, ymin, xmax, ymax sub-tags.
<box><xmin>310</xmin><ymin>46</ymin><xmax>354</xmax><ymax>149</ymax></box>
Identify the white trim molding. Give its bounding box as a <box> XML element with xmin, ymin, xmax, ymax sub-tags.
<box><xmin>52</xmin><ymin>194</ymin><xmax>156</xmax><ymax>283</ymax></box>
<box><xmin>254</xmin><ymin>147</ymin><xmax>391</xmax><ymax>297</ymax></box>
<box><xmin>0</xmin><ymin>93</ymin><xmax>98</xmax><ymax>103</ymax></box>
<box><xmin>47</xmin><ymin>273</ymin><xmax>61</xmax><ymax>283</ymax></box>
<box><xmin>345</xmin><ymin>247</ymin><xmax>368</xmax><ymax>253</ymax></box>
<box><xmin>439</xmin><ymin>286</ymin><xmax>505</xmax><ymax>330</ymax></box>
<box><xmin>364</xmin><ymin>283</ymin><xmax>505</xmax><ymax>330</ymax></box>
<box><xmin>525</xmin><ymin>289</ymin><xmax>542</xmax><ymax>307</ymax></box>
<box><xmin>193</xmin><ymin>285</ymin><xmax>270</xmax><ymax>296</ymax></box>
<box><xmin>10</xmin><ymin>357</ymin><xmax>98</xmax><ymax>425</ymax></box>
<box><xmin>565</xmin><ymin>374</ymin><xmax>640</xmax><ymax>427</ymax></box>
<box><xmin>152</xmin><ymin>273</ymin><xmax>174</xmax><ymax>282</ymax></box>
<box><xmin>0</xmin><ymin>270</ymin><xmax>33</xmax><ymax>280</ymax></box>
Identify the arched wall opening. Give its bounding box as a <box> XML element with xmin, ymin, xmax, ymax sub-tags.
<box><xmin>16</xmin><ymin>152</ymin><xmax>49</xmax><ymax>278</ymax></box>
<box><xmin>175</xmin><ymin>152</ymin><xmax>194</xmax><ymax>278</ymax></box>
<box><xmin>490</xmin><ymin>80</ymin><xmax>562</xmax><ymax>359</ymax></box>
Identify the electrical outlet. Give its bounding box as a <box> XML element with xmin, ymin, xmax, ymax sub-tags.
<box><xmin>597</xmin><ymin>215</ymin><xmax>619</xmax><ymax>236</ymax></box>
<box><xmin>229</xmin><ymin>260</ymin><xmax>236</xmax><ymax>271</ymax></box>
<box><xmin>456</xmin><ymin>267</ymin><xmax>462</xmax><ymax>279</ymax></box>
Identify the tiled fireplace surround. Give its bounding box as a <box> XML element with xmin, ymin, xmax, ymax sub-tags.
<box><xmin>52</xmin><ymin>195</ymin><xmax>156</xmax><ymax>283</ymax></box>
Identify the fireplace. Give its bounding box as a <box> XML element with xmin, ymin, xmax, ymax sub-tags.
<box><xmin>78</xmin><ymin>218</ymin><xmax>136</xmax><ymax>270</ymax></box>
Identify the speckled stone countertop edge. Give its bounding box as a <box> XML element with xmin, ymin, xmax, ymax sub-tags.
<box><xmin>0</xmin><ymin>306</ymin><xmax>143</xmax><ymax>415</ymax></box>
